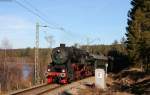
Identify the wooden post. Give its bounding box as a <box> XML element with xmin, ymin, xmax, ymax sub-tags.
<box><xmin>0</xmin><ymin>83</ymin><xmax>1</xmax><ymax>94</ymax></box>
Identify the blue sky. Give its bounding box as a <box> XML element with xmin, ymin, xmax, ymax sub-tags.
<box><xmin>0</xmin><ymin>0</ymin><xmax>131</xmax><ymax>48</ymax></box>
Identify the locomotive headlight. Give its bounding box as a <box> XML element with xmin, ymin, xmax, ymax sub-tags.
<box><xmin>62</xmin><ymin>69</ymin><xmax>65</xmax><ymax>73</ymax></box>
<box><xmin>60</xmin><ymin>73</ymin><xmax>66</xmax><ymax>77</ymax></box>
<box><xmin>48</xmin><ymin>69</ymin><xmax>51</xmax><ymax>72</ymax></box>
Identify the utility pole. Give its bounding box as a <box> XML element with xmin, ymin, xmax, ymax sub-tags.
<box><xmin>35</xmin><ymin>22</ymin><xmax>48</xmax><ymax>85</ymax></box>
<box><xmin>35</xmin><ymin>22</ymin><xmax>39</xmax><ymax>84</ymax></box>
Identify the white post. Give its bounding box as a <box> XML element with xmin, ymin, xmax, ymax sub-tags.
<box><xmin>105</xmin><ymin>64</ymin><xmax>108</xmax><ymax>77</ymax></box>
<box><xmin>95</xmin><ymin>69</ymin><xmax>106</xmax><ymax>90</ymax></box>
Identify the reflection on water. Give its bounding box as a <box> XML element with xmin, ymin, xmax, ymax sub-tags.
<box><xmin>23</xmin><ymin>64</ymin><xmax>31</xmax><ymax>80</ymax></box>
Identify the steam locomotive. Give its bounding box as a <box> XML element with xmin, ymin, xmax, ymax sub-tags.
<box><xmin>46</xmin><ymin>44</ymin><xmax>95</xmax><ymax>84</ymax></box>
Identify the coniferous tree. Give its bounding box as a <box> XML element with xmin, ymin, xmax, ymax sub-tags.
<box><xmin>126</xmin><ymin>0</ymin><xmax>150</xmax><ymax>69</ymax></box>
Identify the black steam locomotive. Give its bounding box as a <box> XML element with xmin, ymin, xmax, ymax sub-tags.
<box><xmin>46</xmin><ymin>44</ymin><xmax>95</xmax><ymax>84</ymax></box>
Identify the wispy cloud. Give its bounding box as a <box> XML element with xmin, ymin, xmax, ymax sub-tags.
<box><xmin>0</xmin><ymin>15</ymin><xmax>33</xmax><ymax>32</ymax></box>
<box><xmin>0</xmin><ymin>15</ymin><xmax>35</xmax><ymax>48</ymax></box>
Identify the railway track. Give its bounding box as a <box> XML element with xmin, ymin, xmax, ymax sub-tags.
<box><xmin>9</xmin><ymin>83</ymin><xmax>60</xmax><ymax>95</ymax></box>
<box><xmin>42</xmin><ymin>77</ymin><xmax>95</xmax><ymax>95</ymax></box>
<box><xmin>9</xmin><ymin>77</ymin><xmax>94</xmax><ymax>95</ymax></box>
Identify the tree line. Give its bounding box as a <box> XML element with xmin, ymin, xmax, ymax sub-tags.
<box><xmin>0</xmin><ymin>48</ymin><xmax>51</xmax><ymax>93</ymax></box>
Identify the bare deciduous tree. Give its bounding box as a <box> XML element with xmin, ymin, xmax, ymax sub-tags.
<box><xmin>0</xmin><ymin>37</ymin><xmax>13</xmax><ymax>92</ymax></box>
<box><xmin>0</xmin><ymin>37</ymin><xmax>12</xmax><ymax>49</ymax></box>
<box><xmin>45</xmin><ymin>35</ymin><xmax>55</xmax><ymax>48</ymax></box>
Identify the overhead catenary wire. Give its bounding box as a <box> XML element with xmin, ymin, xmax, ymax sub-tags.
<box><xmin>22</xmin><ymin>0</ymin><xmax>51</xmax><ymax>25</ymax></box>
<box><xmin>14</xmin><ymin>0</ymin><xmax>75</xmax><ymax>47</ymax></box>
<box><xmin>18</xmin><ymin>0</ymin><xmax>58</xmax><ymax>47</ymax></box>
<box><xmin>14</xmin><ymin>0</ymin><xmax>65</xmax><ymax>31</ymax></box>
<box><xmin>22</xmin><ymin>0</ymin><xmax>47</xmax><ymax>17</ymax></box>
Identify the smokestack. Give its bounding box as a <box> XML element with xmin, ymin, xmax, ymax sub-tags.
<box><xmin>60</xmin><ymin>44</ymin><xmax>65</xmax><ymax>47</ymax></box>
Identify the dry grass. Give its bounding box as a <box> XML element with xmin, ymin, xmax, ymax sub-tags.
<box><xmin>78</xmin><ymin>87</ymin><xmax>105</xmax><ymax>95</ymax></box>
<box><xmin>78</xmin><ymin>87</ymin><xmax>133</xmax><ymax>95</ymax></box>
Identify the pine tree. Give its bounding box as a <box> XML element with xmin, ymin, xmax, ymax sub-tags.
<box><xmin>126</xmin><ymin>0</ymin><xmax>150</xmax><ymax>67</ymax></box>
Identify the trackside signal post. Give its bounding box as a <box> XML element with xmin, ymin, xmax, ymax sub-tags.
<box><xmin>94</xmin><ymin>56</ymin><xmax>108</xmax><ymax>90</ymax></box>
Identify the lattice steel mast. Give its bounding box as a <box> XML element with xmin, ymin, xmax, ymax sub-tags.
<box><xmin>35</xmin><ymin>22</ymin><xmax>40</xmax><ymax>84</ymax></box>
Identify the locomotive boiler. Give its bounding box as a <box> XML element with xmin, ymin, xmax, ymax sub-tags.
<box><xmin>46</xmin><ymin>44</ymin><xmax>95</xmax><ymax>84</ymax></box>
